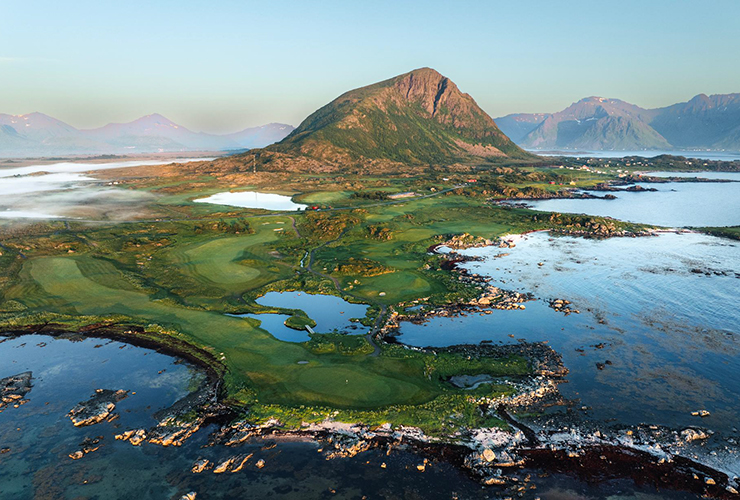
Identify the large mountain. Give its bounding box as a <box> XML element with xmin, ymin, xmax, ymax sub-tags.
<box><xmin>268</xmin><ymin>68</ymin><xmax>531</xmax><ymax>165</ymax></box>
<box><xmin>495</xmin><ymin>94</ymin><xmax>740</xmax><ymax>151</ymax></box>
<box><xmin>500</xmin><ymin>97</ymin><xmax>671</xmax><ymax>150</ymax></box>
<box><xmin>0</xmin><ymin>113</ymin><xmax>294</xmax><ymax>158</ymax></box>
<box><xmin>649</xmin><ymin>93</ymin><xmax>740</xmax><ymax>149</ymax></box>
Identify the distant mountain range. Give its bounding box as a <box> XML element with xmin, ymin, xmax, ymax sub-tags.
<box><xmin>9</xmin><ymin>87</ymin><xmax>737</xmax><ymax>161</ymax></box>
<box><xmin>0</xmin><ymin>113</ymin><xmax>294</xmax><ymax>158</ymax></box>
<box><xmin>266</xmin><ymin>67</ymin><xmax>531</xmax><ymax>166</ymax></box>
<box><xmin>495</xmin><ymin>94</ymin><xmax>740</xmax><ymax>151</ymax></box>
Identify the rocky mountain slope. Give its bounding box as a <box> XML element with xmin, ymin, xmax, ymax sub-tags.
<box><xmin>267</xmin><ymin>67</ymin><xmax>532</xmax><ymax>165</ymax></box>
<box><xmin>492</xmin><ymin>113</ymin><xmax>548</xmax><ymax>143</ymax></box>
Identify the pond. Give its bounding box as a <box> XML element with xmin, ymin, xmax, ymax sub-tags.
<box><xmin>231</xmin><ymin>291</ymin><xmax>369</xmax><ymax>342</ymax></box>
<box><xmin>194</xmin><ymin>191</ymin><xmax>307</xmax><ymax>211</ymax></box>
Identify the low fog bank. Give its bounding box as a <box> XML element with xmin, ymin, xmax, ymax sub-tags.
<box><xmin>0</xmin><ymin>157</ymin><xmax>209</xmax><ymax>222</ymax></box>
<box><xmin>0</xmin><ymin>172</ymin><xmax>157</xmax><ymax>221</ymax></box>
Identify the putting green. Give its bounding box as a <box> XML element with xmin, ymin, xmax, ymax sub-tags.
<box><xmin>179</xmin><ymin>238</ymin><xmax>262</xmax><ymax>285</ymax></box>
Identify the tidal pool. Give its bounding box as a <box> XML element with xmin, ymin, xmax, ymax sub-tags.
<box><xmin>529</xmin><ymin>178</ymin><xmax>740</xmax><ymax>227</ymax></box>
<box><xmin>232</xmin><ymin>291</ymin><xmax>369</xmax><ymax>342</ymax></box>
<box><xmin>398</xmin><ymin>231</ymin><xmax>740</xmax><ymax>433</ymax></box>
<box><xmin>0</xmin><ymin>334</ymin><xmax>697</xmax><ymax>500</ymax></box>
<box><xmin>194</xmin><ymin>191</ymin><xmax>307</xmax><ymax>211</ymax></box>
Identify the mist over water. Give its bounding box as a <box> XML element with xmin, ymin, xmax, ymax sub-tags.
<box><xmin>0</xmin><ymin>158</ymin><xmax>212</xmax><ymax>220</ymax></box>
<box><xmin>0</xmin><ymin>158</ymin><xmax>212</xmax><ymax>178</ymax></box>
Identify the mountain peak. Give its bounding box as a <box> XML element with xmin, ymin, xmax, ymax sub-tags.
<box><xmin>689</xmin><ymin>93</ymin><xmax>710</xmax><ymax>102</ymax></box>
<box><xmin>267</xmin><ymin>68</ymin><xmax>530</xmax><ymax>166</ymax></box>
<box><xmin>135</xmin><ymin>113</ymin><xmax>177</xmax><ymax>125</ymax></box>
<box><xmin>389</xmin><ymin>68</ymin><xmax>459</xmax><ymax>117</ymax></box>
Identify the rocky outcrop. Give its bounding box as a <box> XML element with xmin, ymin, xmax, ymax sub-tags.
<box><xmin>191</xmin><ymin>458</ymin><xmax>212</xmax><ymax>474</ymax></box>
<box><xmin>211</xmin><ymin>454</ymin><xmax>254</xmax><ymax>474</ymax></box>
<box><xmin>443</xmin><ymin>233</ymin><xmax>496</xmax><ymax>249</ymax></box>
<box><xmin>67</xmin><ymin>389</ymin><xmax>128</xmax><ymax>427</ymax></box>
<box><xmin>0</xmin><ymin>371</ymin><xmax>32</xmax><ymax>412</ymax></box>
<box><xmin>548</xmin><ymin>298</ymin><xmax>580</xmax><ymax>315</ymax></box>
<box><xmin>115</xmin><ymin>378</ymin><xmax>220</xmax><ymax>448</ymax></box>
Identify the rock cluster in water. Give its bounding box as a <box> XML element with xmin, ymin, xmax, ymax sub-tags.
<box><xmin>67</xmin><ymin>389</ymin><xmax>129</xmax><ymax>427</ymax></box>
<box><xmin>116</xmin><ymin>377</ymin><xmax>220</xmax><ymax>447</ymax></box>
<box><xmin>68</xmin><ymin>436</ymin><xmax>104</xmax><ymax>460</ymax></box>
<box><xmin>0</xmin><ymin>371</ymin><xmax>32</xmax><ymax>413</ymax></box>
<box><xmin>548</xmin><ymin>298</ymin><xmax>580</xmax><ymax>315</ymax></box>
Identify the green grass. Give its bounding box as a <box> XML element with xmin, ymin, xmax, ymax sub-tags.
<box><xmin>699</xmin><ymin>226</ymin><xmax>740</xmax><ymax>240</ymax></box>
<box><xmin>295</xmin><ymin>191</ymin><xmax>352</xmax><ymax>205</ymax></box>
<box><xmin>1</xmin><ymin>167</ymin><xmax>642</xmax><ymax>431</ymax></box>
<box><xmin>10</xmin><ymin>256</ymin><xmax>417</xmax><ymax>408</ymax></box>
<box><xmin>2</xmin><ymin>251</ymin><xmax>526</xmax><ymax>413</ymax></box>
<box><xmin>305</xmin><ymin>333</ymin><xmax>375</xmax><ymax>355</ymax></box>
<box><xmin>284</xmin><ymin>314</ymin><xmax>316</xmax><ymax>330</ymax></box>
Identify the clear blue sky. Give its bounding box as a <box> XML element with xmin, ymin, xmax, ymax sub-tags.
<box><xmin>2</xmin><ymin>0</ymin><xmax>739</xmax><ymax>133</ymax></box>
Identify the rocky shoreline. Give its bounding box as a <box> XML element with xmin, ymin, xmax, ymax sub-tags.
<box><xmin>2</xmin><ymin>230</ymin><xmax>738</xmax><ymax>498</ymax></box>
<box><xmin>378</xmin><ymin>232</ymin><xmax>740</xmax><ymax>497</ymax></box>
<box><xmin>491</xmin><ymin>172</ymin><xmax>738</xmax><ymax>206</ymax></box>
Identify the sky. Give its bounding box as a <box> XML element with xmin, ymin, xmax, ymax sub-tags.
<box><xmin>2</xmin><ymin>0</ymin><xmax>739</xmax><ymax>134</ymax></box>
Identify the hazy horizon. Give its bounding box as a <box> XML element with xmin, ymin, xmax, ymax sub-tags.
<box><xmin>3</xmin><ymin>0</ymin><xmax>740</xmax><ymax>134</ymax></box>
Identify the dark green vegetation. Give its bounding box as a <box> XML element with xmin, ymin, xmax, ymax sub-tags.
<box><xmin>0</xmin><ymin>174</ymin><xmax>648</xmax><ymax>434</ymax></box>
<box><xmin>699</xmin><ymin>226</ymin><xmax>740</xmax><ymax>240</ymax></box>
